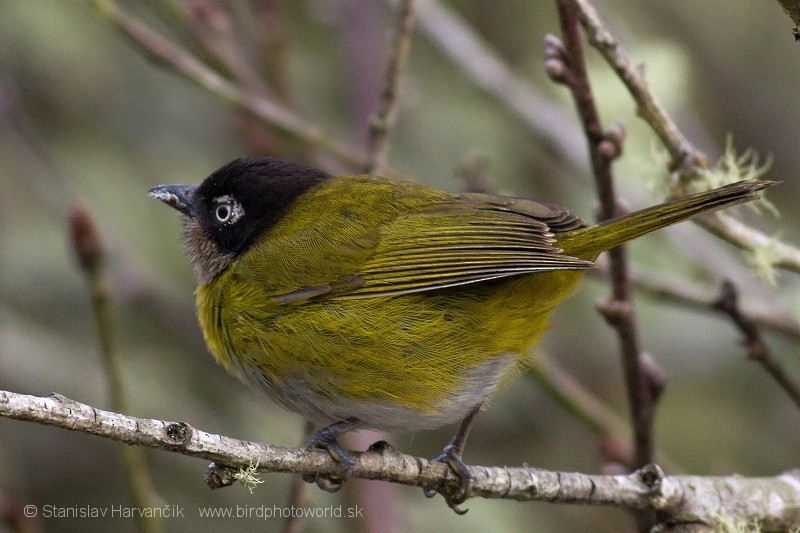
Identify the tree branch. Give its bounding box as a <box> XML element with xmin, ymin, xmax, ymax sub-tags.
<box><xmin>282</xmin><ymin>420</ymin><xmax>314</xmax><ymax>533</ymax></box>
<box><xmin>2</xmin><ymin>389</ymin><xmax>800</xmax><ymax>529</ymax></box>
<box><xmin>587</xmin><ymin>262</ymin><xmax>800</xmax><ymax>343</ymax></box>
<box><xmin>560</xmin><ymin>0</ymin><xmax>702</xmax><ymax>173</ymax></box>
<box><xmin>525</xmin><ymin>353</ymin><xmax>684</xmax><ymax>474</ymax></box>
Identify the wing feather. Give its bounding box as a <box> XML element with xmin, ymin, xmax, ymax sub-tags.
<box><xmin>334</xmin><ymin>199</ymin><xmax>592</xmax><ymax>299</ymax></box>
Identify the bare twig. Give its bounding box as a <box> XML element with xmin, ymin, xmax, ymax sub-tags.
<box><xmin>713</xmin><ymin>281</ymin><xmax>800</xmax><ymax>409</ymax></box>
<box><xmin>696</xmin><ymin>212</ymin><xmax>800</xmax><ymax>273</ymax></box>
<box><xmin>526</xmin><ymin>353</ymin><xmax>623</xmax><ymax>441</ymax></box>
<box><xmin>549</xmin><ymin>7</ymin><xmax>661</xmax><ymax>528</ymax></box>
<box><xmin>560</xmin><ymin>0</ymin><xmax>800</xmax><ymax>275</ymax></box>
<box><xmin>90</xmin><ymin>0</ymin><xmax>364</xmax><ymax>168</ymax></box>
<box><xmin>3</xmin><ymin>390</ymin><xmax>800</xmax><ymax>529</ymax></box>
<box><xmin>525</xmin><ymin>353</ymin><xmax>684</xmax><ymax>473</ymax></box>
<box><xmin>457</xmin><ymin>155</ymin><xmax>493</xmax><ymax>194</ymax></box>
<box><xmin>354</xmin><ymin>4</ymin><xmax>418</xmax><ymax>524</ymax></box>
<box><xmin>560</xmin><ymin>0</ymin><xmax>702</xmax><ymax>174</ymax></box>
<box><xmin>176</xmin><ymin>0</ymin><xmax>273</xmax><ymax>98</ymax></box>
<box><xmin>69</xmin><ymin>204</ymin><xmax>162</xmax><ymax>533</ymax></box>
<box><xmin>550</xmin><ymin>4</ymin><xmax>659</xmax><ymax>477</ymax></box>
<box><xmin>365</xmin><ymin>0</ymin><xmax>417</xmax><ymax>175</ymax></box>
<box><xmin>587</xmin><ymin>262</ymin><xmax>800</xmax><ymax>343</ymax></box>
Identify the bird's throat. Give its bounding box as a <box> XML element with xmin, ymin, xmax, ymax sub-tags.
<box><xmin>182</xmin><ymin>216</ymin><xmax>235</xmax><ymax>284</ymax></box>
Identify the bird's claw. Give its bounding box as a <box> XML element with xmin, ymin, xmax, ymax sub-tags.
<box><xmin>423</xmin><ymin>443</ymin><xmax>473</xmax><ymax>514</ymax></box>
<box><xmin>303</xmin><ymin>423</ymin><xmax>356</xmax><ymax>492</ymax></box>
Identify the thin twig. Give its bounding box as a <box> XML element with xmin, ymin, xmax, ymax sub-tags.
<box><xmin>90</xmin><ymin>0</ymin><xmax>364</xmax><ymax>168</ymax></box>
<box><xmin>561</xmin><ymin>0</ymin><xmax>800</xmax><ymax>275</ymax></box>
<box><xmin>3</xmin><ymin>390</ymin><xmax>800</xmax><ymax>529</ymax></box>
<box><xmin>550</xmin><ymin>7</ymin><xmax>661</xmax><ymax>528</ymax></box>
<box><xmin>560</xmin><ymin>0</ymin><xmax>702</xmax><ymax>174</ymax></box>
<box><xmin>696</xmin><ymin>212</ymin><xmax>800</xmax><ymax>273</ymax></box>
<box><xmin>713</xmin><ymin>280</ymin><xmax>800</xmax><ymax>409</ymax></box>
<box><xmin>525</xmin><ymin>353</ymin><xmax>686</xmax><ymax>473</ymax></box>
<box><xmin>550</xmin><ymin>3</ymin><xmax>659</xmax><ymax>474</ymax></box>
<box><xmin>355</xmin><ymin>3</ymin><xmax>418</xmax><ymax>524</ymax></box>
<box><xmin>457</xmin><ymin>155</ymin><xmax>493</xmax><ymax>194</ymax></box>
<box><xmin>175</xmin><ymin>0</ymin><xmax>274</xmax><ymax>98</ymax></box>
<box><xmin>365</xmin><ymin>0</ymin><xmax>417</xmax><ymax>175</ymax></box>
<box><xmin>69</xmin><ymin>204</ymin><xmax>162</xmax><ymax>533</ymax></box>
<box><xmin>587</xmin><ymin>262</ymin><xmax>800</xmax><ymax>343</ymax></box>
<box><xmin>527</xmin><ymin>354</ymin><xmax>619</xmax><ymax>436</ymax></box>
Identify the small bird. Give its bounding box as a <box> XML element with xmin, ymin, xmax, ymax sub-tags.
<box><xmin>149</xmin><ymin>156</ymin><xmax>771</xmax><ymax>510</ymax></box>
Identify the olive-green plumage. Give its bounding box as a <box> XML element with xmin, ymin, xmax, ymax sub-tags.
<box><xmin>149</xmin><ymin>156</ymin><xmax>771</xmax><ymax>436</ymax></box>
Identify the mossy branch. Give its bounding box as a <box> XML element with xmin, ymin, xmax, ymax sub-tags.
<box><xmin>560</xmin><ymin>0</ymin><xmax>800</xmax><ymax>275</ymax></box>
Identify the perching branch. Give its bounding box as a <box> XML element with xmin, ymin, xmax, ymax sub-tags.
<box><xmin>3</xmin><ymin>389</ymin><xmax>800</xmax><ymax>530</ymax></box>
<box><xmin>282</xmin><ymin>420</ymin><xmax>314</xmax><ymax>533</ymax></box>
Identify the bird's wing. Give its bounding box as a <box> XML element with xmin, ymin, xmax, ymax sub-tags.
<box><xmin>329</xmin><ymin>194</ymin><xmax>593</xmax><ymax>299</ymax></box>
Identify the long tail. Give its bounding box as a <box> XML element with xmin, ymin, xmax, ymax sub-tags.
<box><xmin>556</xmin><ymin>179</ymin><xmax>775</xmax><ymax>260</ymax></box>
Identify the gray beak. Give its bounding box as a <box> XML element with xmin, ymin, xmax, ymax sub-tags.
<box><xmin>148</xmin><ymin>184</ymin><xmax>197</xmax><ymax>217</ymax></box>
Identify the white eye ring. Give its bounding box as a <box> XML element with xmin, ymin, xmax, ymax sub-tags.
<box><xmin>212</xmin><ymin>195</ymin><xmax>244</xmax><ymax>224</ymax></box>
<box><xmin>215</xmin><ymin>203</ymin><xmax>232</xmax><ymax>223</ymax></box>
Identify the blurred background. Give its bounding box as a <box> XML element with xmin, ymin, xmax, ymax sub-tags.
<box><xmin>1</xmin><ymin>1</ymin><xmax>799</xmax><ymax>532</ymax></box>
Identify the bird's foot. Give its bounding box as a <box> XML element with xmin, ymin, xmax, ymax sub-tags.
<box><xmin>302</xmin><ymin>419</ymin><xmax>360</xmax><ymax>492</ymax></box>
<box><xmin>423</xmin><ymin>441</ymin><xmax>473</xmax><ymax>514</ymax></box>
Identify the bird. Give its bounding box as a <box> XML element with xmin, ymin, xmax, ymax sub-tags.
<box><xmin>149</xmin><ymin>155</ymin><xmax>771</xmax><ymax>510</ymax></box>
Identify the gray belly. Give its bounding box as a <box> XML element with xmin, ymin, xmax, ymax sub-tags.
<box><xmin>232</xmin><ymin>353</ymin><xmax>516</xmax><ymax>432</ymax></box>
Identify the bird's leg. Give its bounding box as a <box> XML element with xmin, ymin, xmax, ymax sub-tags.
<box><xmin>303</xmin><ymin>417</ymin><xmax>363</xmax><ymax>492</ymax></box>
<box><xmin>424</xmin><ymin>403</ymin><xmax>482</xmax><ymax>514</ymax></box>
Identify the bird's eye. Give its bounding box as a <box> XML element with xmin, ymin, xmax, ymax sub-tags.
<box><xmin>215</xmin><ymin>203</ymin><xmax>232</xmax><ymax>223</ymax></box>
<box><xmin>211</xmin><ymin>195</ymin><xmax>243</xmax><ymax>224</ymax></box>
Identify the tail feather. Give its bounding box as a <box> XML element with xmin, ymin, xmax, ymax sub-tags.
<box><xmin>556</xmin><ymin>180</ymin><xmax>775</xmax><ymax>260</ymax></box>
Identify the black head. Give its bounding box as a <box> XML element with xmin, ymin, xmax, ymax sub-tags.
<box><xmin>189</xmin><ymin>156</ymin><xmax>330</xmax><ymax>255</ymax></box>
<box><xmin>149</xmin><ymin>156</ymin><xmax>330</xmax><ymax>282</ymax></box>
